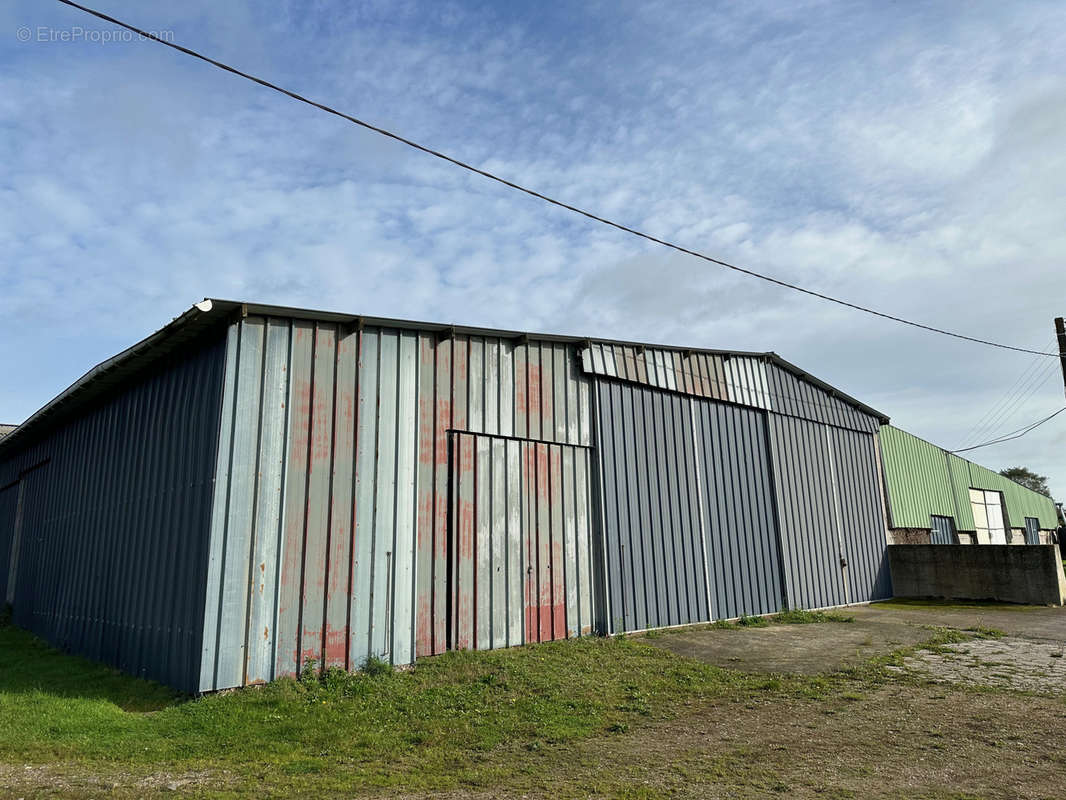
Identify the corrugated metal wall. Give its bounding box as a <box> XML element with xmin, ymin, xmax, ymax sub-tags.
<box><xmin>450</xmin><ymin>431</ymin><xmax>596</xmax><ymax>650</ymax></box>
<box><xmin>878</xmin><ymin>426</ymin><xmax>961</xmax><ymax>528</ymax></box>
<box><xmin>691</xmin><ymin>400</ymin><xmax>784</xmax><ymax>620</ymax></box>
<box><xmin>768</xmin><ymin>415</ymin><xmax>848</xmax><ymax>609</ymax></box>
<box><xmin>830</xmin><ymin>427</ymin><xmax>893</xmax><ymax>603</ymax></box>
<box><xmin>581</xmin><ymin>343</ymin><xmax>877</xmax><ymax>433</ymax></box>
<box><xmin>0</xmin><ymin>482</ymin><xmax>19</xmax><ymax>603</ymax></box>
<box><xmin>199</xmin><ymin>316</ymin><xmax>593</xmax><ymax>691</ymax></box>
<box><xmin>0</xmin><ymin>336</ymin><xmax>226</xmax><ymax>693</ymax></box>
<box><xmin>878</xmin><ymin>426</ymin><xmax>1058</xmax><ymax>532</ymax></box>
<box><xmin>768</xmin><ymin>416</ymin><xmax>891</xmax><ymax>609</ymax></box>
<box><xmin>595</xmin><ymin>380</ymin><xmax>711</xmax><ymax>633</ymax></box>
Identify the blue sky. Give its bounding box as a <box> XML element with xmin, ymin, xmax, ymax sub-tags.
<box><xmin>2</xmin><ymin>1</ymin><xmax>1065</xmax><ymax>498</ymax></box>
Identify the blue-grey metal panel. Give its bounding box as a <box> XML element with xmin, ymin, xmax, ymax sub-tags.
<box><xmin>0</xmin><ymin>334</ymin><xmax>227</xmax><ymax>693</ymax></box>
<box><xmin>594</xmin><ymin>380</ymin><xmax>711</xmax><ymax>633</ymax></box>
<box><xmin>830</xmin><ymin>427</ymin><xmax>892</xmax><ymax>602</ymax></box>
<box><xmin>768</xmin><ymin>416</ymin><xmax>890</xmax><ymax>609</ymax></box>
<box><xmin>767</xmin><ymin>415</ymin><xmax>849</xmax><ymax>610</ymax></box>
<box><xmin>930</xmin><ymin>515</ymin><xmax>956</xmax><ymax>545</ymax></box>
<box><xmin>692</xmin><ymin>400</ymin><xmax>784</xmax><ymax>619</ymax></box>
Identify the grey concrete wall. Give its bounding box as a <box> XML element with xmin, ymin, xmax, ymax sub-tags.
<box><xmin>888</xmin><ymin>545</ymin><xmax>1066</xmax><ymax>606</ymax></box>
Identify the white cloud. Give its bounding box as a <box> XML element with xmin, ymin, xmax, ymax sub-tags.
<box><xmin>1</xmin><ymin>0</ymin><xmax>1065</xmax><ymax>498</ymax></box>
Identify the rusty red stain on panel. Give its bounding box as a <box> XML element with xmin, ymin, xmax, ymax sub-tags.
<box><xmin>299</xmin><ymin>326</ymin><xmax>335</xmax><ymax>672</ymax></box>
<box><xmin>452</xmin><ymin>336</ymin><xmax>468</xmax><ymax>431</ymax></box>
<box><xmin>326</xmin><ymin>331</ymin><xmax>357</xmax><ymax>670</ymax></box>
<box><xmin>523</xmin><ymin>442</ymin><xmax>538</xmax><ymax>642</ymax></box>
<box><xmin>551</xmin><ymin>446</ymin><xmax>566</xmax><ymax>640</ymax></box>
<box><xmin>428</xmin><ymin>339</ymin><xmax>452</xmax><ymax>656</ymax></box>
<box><xmin>324</xmin><ymin>625</ymin><xmax>347</xmax><ymax>667</ymax></box>
<box><xmin>527</xmin><ymin>360</ymin><xmax>541</xmax><ymax>441</ymax></box>
<box><xmin>414</xmin><ymin>336</ymin><xmax>436</xmax><ymax>657</ymax></box>
<box><xmin>275</xmin><ymin>325</ymin><xmax>313</xmax><ymax>680</ymax></box>
<box><xmin>537</xmin><ymin>444</ymin><xmax>552</xmax><ymax>644</ymax></box>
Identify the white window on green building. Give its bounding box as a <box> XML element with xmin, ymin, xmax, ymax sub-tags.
<box><xmin>969</xmin><ymin>488</ymin><xmax>1007</xmax><ymax>544</ymax></box>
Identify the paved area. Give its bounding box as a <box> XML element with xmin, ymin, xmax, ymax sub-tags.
<box><xmin>646</xmin><ymin>601</ymin><xmax>1066</xmax><ymax>676</ymax></box>
<box><xmin>899</xmin><ymin>636</ymin><xmax>1066</xmax><ymax>693</ymax></box>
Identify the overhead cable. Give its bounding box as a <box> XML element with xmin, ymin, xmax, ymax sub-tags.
<box><xmin>55</xmin><ymin>0</ymin><xmax>1056</xmax><ymax>358</ymax></box>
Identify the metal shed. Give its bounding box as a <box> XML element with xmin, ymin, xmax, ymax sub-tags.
<box><xmin>0</xmin><ymin>299</ymin><xmax>894</xmax><ymax>692</ymax></box>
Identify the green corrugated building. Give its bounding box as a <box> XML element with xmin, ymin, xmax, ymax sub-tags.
<box><xmin>878</xmin><ymin>425</ymin><xmax>1058</xmax><ymax>545</ymax></box>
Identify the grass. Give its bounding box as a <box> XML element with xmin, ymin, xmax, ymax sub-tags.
<box><xmin>705</xmin><ymin>608</ymin><xmax>853</xmax><ymax>630</ymax></box>
<box><xmin>0</xmin><ymin>608</ymin><xmax>1052</xmax><ymax>799</ymax></box>
<box><xmin>0</xmin><ymin>614</ymin><xmax>843</xmax><ymax>798</ymax></box>
<box><xmin>771</xmin><ymin>608</ymin><xmax>854</xmax><ymax>624</ymax></box>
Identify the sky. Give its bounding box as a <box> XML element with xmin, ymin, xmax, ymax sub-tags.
<box><xmin>2</xmin><ymin>1</ymin><xmax>1065</xmax><ymax>500</ymax></box>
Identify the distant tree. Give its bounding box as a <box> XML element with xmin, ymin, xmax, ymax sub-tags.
<box><xmin>999</xmin><ymin>466</ymin><xmax>1051</xmax><ymax>497</ymax></box>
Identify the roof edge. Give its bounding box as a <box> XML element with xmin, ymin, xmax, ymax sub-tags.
<box><xmin>0</xmin><ymin>300</ymin><xmax>225</xmax><ymax>458</ymax></box>
<box><xmin>0</xmin><ymin>297</ymin><xmax>890</xmax><ymax>459</ymax></box>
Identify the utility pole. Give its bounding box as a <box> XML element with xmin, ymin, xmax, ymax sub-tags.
<box><xmin>1056</xmin><ymin>317</ymin><xmax>1066</xmax><ymax>401</ymax></box>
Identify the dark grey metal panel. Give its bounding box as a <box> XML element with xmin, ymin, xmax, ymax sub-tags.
<box><xmin>0</xmin><ymin>482</ymin><xmax>18</xmax><ymax>602</ymax></box>
<box><xmin>692</xmin><ymin>400</ymin><xmax>784</xmax><ymax>619</ymax></box>
<box><xmin>930</xmin><ymin>515</ymin><xmax>956</xmax><ymax>545</ymax></box>
<box><xmin>768</xmin><ymin>416</ymin><xmax>890</xmax><ymax>609</ymax></box>
<box><xmin>594</xmin><ymin>380</ymin><xmax>711</xmax><ymax>633</ymax></box>
<box><xmin>0</xmin><ymin>334</ymin><xmax>226</xmax><ymax>693</ymax></box>
<box><xmin>830</xmin><ymin>427</ymin><xmax>892</xmax><ymax>602</ymax></box>
<box><xmin>1024</xmin><ymin>517</ymin><xmax>1041</xmax><ymax>545</ymax></box>
<box><xmin>767</xmin><ymin>415</ymin><xmax>848</xmax><ymax>610</ymax></box>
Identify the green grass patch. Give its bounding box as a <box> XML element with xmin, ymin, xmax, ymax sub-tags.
<box><xmin>0</xmin><ymin>614</ymin><xmax>836</xmax><ymax>797</ymax></box>
<box><xmin>772</xmin><ymin>609</ymin><xmax>854</xmax><ymax>625</ymax></box>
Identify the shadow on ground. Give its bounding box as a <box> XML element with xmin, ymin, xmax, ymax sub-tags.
<box><xmin>0</xmin><ymin>621</ymin><xmax>181</xmax><ymax>712</ymax></box>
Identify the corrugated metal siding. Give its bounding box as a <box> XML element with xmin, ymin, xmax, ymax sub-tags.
<box><xmin>595</xmin><ymin>380</ymin><xmax>711</xmax><ymax>633</ymax></box>
<box><xmin>876</xmin><ymin>425</ymin><xmax>958</xmax><ymax>529</ymax></box>
<box><xmin>930</xmin><ymin>515</ymin><xmax>956</xmax><ymax>544</ymax></box>
<box><xmin>199</xmin><ymin>317</ymin><xmax>593</xmax><ymax>691</ymax></box>
<box><xmin>764</xmin><ymin>363</ymin><xmax>879</xmax><ymax>434</ymax></box>
<box><xmin>0</xmin><ymin>482</ymin><xmax>18</xmax><ymax>603</ymax></box>
<box><xmin>580</xmin><ymin>343</ymin><xmax>878</xmax><ymax>433</ymax></box>
<box><xmin>768</xmin><ymin>417</ymin><xmax>890</xmax><ymax>608</ymax></box>
<box><xmin>878</xmin><ymin>426</ymin><xmax>1057</xmax><ymax>532</ymax></box>
<box><xmin>451</xmin><ymin>431</ymin><xmax>595</xmax><ymax>649</ymax></box>
<box><xmin>691</xmin><ymin>399</ymin><xmax>784</xmax><ymax>619</ymax></box>
<box><xmin>768</xmin><ymin>415</ymin><xmax>848</xmax><ymax>609</ymax></box>
<box><xmin>829</xmin><ymin>427</ymin><xmax>892</xmax><ymax>602</ymax></box>
<box><xmin>0</xmin><ymin>336</ymin><xmax>226</xmax><ymax>693</ymax></box>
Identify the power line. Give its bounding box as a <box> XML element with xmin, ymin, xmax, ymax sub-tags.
<box><xmin>951</xmin><ymin>406</ymin><xmax>1066</xmax><ymax>454</ymax></box>
<box><xmin>959</xmin><ymin>337</ymin><xmax>1056</xmax><ymax>447</ymax></box>
<box><xmin>964</xmin><ymin>360</ymin><xmax>1059</xmax><ymax>448</ymax></box>
<box><xmin>55</xmin><ymin>0</ymin><xmax>1055</xmax><ymax>358</ymax></box>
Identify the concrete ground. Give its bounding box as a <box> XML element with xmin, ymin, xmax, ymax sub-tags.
<box><xmin>645</xmin><ymin>600</ymin><xmax>1066</xmax><ymax>677</ymax></box>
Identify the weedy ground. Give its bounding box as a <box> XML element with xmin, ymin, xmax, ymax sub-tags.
<box><xmin>1</xmin><ymin>605</ymin><xmax>1065</xmax><ymax>799</ymax></box>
